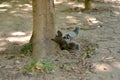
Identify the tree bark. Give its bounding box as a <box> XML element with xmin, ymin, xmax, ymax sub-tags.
<box><xmin>84</xmin><ymin>0</ymin><xmax>91</xmax><ymax>10</ymax></box>
<box><xmin>31</xmin><ymin>0</ymin><xmax>56</xmax><ymax>59</ymax></box>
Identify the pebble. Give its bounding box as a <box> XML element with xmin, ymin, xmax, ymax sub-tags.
<box><xmin>15</xmin><ymin>60</ymin><xmax>21</xmax><ymax>64</ymax></box>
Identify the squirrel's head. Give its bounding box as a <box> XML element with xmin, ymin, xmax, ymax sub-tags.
<box><xmin>57</xmin><ymin>30</ymin><xmax>63</xmax><ymax>37</ymax></box>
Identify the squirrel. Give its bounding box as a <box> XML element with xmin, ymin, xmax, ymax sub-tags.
<box><xmin>51</xmin><ymin>30</ymin><xmax>68</xmax><ymax>50</ymax></box>
<box><xmin>51</xmin><ymin>30</ymin><xmax>79</xmax><ymax>51</ymax></box>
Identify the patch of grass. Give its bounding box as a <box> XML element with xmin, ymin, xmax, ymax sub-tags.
<box><xmin>21</xmin><ymin>43</ymin><xmax>32</xmax><ymax>56</ymax></box>
<box><xmin>42</xmin><ymin>61</ymin><xmax>54</xmax><ymax>72</ymax></box>
<box><xmin>24</xmin><ymin>59</ymin><xmax>54</xmax><ymax>73</ymax></box>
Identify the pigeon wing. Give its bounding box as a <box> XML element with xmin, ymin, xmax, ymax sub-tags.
<box><xmin>68</xmin><ymin>32</ymin><xmax>77</xmax><ymax>39</ymax></box>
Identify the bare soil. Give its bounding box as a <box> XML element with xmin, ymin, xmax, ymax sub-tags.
<box><xmin>0</xmin><ymin>0</ymin><xmax>120</xmax><ymax>80</ymax></box>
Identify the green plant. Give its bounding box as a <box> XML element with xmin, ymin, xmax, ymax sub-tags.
<box><xmin>42</xmin><ymin>61</ymin><xmax>54</xmax><ymax>72</ymax></box>
<box><xmin>21</xmin><ymin>43</ymin><xmax>32</xmax><ymax>56</ymax></box>
<box><xmin>24</xmin><ymin>59</ymin><xmax>54</xmax><ymax>73</ymax></box>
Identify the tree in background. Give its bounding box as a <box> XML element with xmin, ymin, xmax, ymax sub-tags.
<box><xmin>84</xmin><ymin>0</ymin><xmax>91</xmax><ymax>10</ymax></box>
<box><xmin>31</xmin><ymin>0</ymin><xmax>56</xmax><ymax>59</ymax></box>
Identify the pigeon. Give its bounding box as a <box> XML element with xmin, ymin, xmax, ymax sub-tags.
<box><xmin>63</xmin><ymin>26</ymin><xmax>80</xmax><ymax>40</ymax></box>
<box><xmin>51</xmin><ymin>30</ymin><xmax>80</xmax><ymax>51</ymax></box>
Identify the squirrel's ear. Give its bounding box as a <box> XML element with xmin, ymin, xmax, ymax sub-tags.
<box><xmin>57</xmin><ymin>30</ymin><xmax>62</xmax><ymax>37</ymax></box>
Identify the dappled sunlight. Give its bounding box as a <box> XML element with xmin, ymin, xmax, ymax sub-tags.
<box><xmin>103</xmin><ymin>0</ymin><xmax>120</xmax><ymax>3</ymax></box>
<box><xmin>72</xmin><ymin>4</ymin><xmax>84</xmax><ymax>9</ymax></box>
<box><xmin>66</xmin><ymin>16</ymin><xmax>78</xmax><ymax>24</ymax></box>
<box><xmin>67</xmin><ymin>2</ymin><xmax>84</xmax><ymax>8</ymax></box>
<box><xmin>17</xmin><ymin>4</ymin><xmax>32</xmax><ymax>11</ymax></box>
<box><xmin>0</xmin><ymin>31</ymin><xmax>32</xmax><ymax>53</ymax></box>
<box><xmin>9</xmin><ymin>10</ymin><xmax>17</xmax><ymax>14</ymax></box>
<box><xmin>112</xmin><ymin>5</ymin><xmax>120</xmax><ymax>9</ymax></box>
<box><xmin>11</xmin><ymin>31</ymin><xmax>26</xmax><ymax>36</ymax></box>
<box><xmin>0</xmin><ymin>41</ymin><xmax>7</xmax><ymax>47</ymax></box>
<box><xmin>6</xmin><ymin>35</ymin><xmax>31</xmax><ymax>43</ymax></box>
<box><xmin>0</xmin><ymin>0</ymin><xmax>32</xmax><ymax>18</ymax></box>
<box><xmin>112</xmin><ymin>5</ymin><xmax>120</xmax><ymax>15</ymax></box>
<box><xmin>6</xmin><ymin>31</ymin><xmax>32</xmax><ymax>43</ymax></box>
<box><xmin>66</xmin><ymin>1</ymin><xmax>84</xmax><ymax>10</ymax></box>
<box><xmin>0</xmin><ymin>41</ymin><xmax>7</xmax><ymax>51</ymax></box>
<box><xmin>0</xmin><ymin>2</ymin><xmax>11</xmax><ymax>8</ymax></box>
<box><xmin>18</xmin><ymin>4</ymin><xmax>32</xmax><ymax>8</ymax></box>
<box><xmin>54</xmin><ymin>0</ymin><xmax>63</xmax><ymax>4</ymax></box>
<box><xmin>0</xmin><ymin>38</ymin><xmax>5</xmax><ymax>41</ymax></box>
<box><xmin>67</xmin><ymin>2</ymin><xmax>74</xmax><ymax>5</ymax></box>
<box><xmin>54</xmin><ymin>0</ymin><xmax>84</xmax><ymax>11</ymax></box>
<box><xmin>54</xmin><ymin>0</ymin><xmax>75</xmax><ymax>4</ymax></box>
<box><xmin>0</xmin><ymin>47</ymin><xmax>6</xmax><ymax>51</ymax></box>
<box><xmin>0</xmin><ymin>38</ymin><xmax>7</xmax><ymax>51</ymax></box>
<box><xmin>113</xmin><ymin>11</ymin><xmax>120</xmax><ymax>15</ymax></box>
<box><xmin>94</xmin><ymin>63</ymin><xmax>112</xmax><ymax>72</ymax></box>
<box><xmin>0</xmin><ymin>0</ymin><xmax>120</xmax><ymax>79</ymax></box>
<box><xmin>0</xmin><ymin>0</ymin><xmax>32</xmax><ymax>53</ymax></box>
<box><xmin>102</xmin><ymin>56</ymin><xmax>115</xmax><ymax>62</ymax></box>
<box><xmin>112</xmin><ymin>61</ymin><xmax>120</xmax><ymax>69</ymax></box>
<box><xmin>87</xmin><ymin>18</ymin><xmax>99</xmax><ymax>24</ymax></box>
<box><xmin>93</xmin><ymin>56</ymin><xmax>120</xmax><ymax>73</ymax></box>
<box><xmin>0</xmin><ymin>2</ymin><xmax>11</xmax><ymax>12</ymax></box>
<box><xmin>10</xmin><ymin>3</ymin><xmax>32</xmax><ymax>17</ymax></box>
<box><xmin>0</xmin><ymin>9</ymin><xmax>7</xmax><ymax>12</ymax></box>
<box><xmin>85</xmin><ymin>16</ymin><xmax>103</xmax><ymax>26</ymax></box>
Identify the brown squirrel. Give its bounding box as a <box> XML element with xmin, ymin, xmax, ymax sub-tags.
<box><xmin>51</xmin><ymin>30</ymin><xmax>79</xmax><ymax>51</ymax></box>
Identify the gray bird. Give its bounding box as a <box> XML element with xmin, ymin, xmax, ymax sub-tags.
<box><xmin>63</xmin><ymin>26</ymin><xmax>80</xmax><ymax>40</ymax></box>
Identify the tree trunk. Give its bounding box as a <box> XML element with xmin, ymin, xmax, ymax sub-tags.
<box><xmin>31</xmin><ymin>0</ymin><xmax>56</xmax><ymax>59</ymax></box>
<box><xmin>84</xmin><ymin>0</ymin><xmax>91</xmax><ymax>10</ymax></box>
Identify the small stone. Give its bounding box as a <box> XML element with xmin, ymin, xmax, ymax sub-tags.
<box><xmin>15</xmin><ymin>60</ymin><xmax>21</xmax><ymax>64</ymax></box>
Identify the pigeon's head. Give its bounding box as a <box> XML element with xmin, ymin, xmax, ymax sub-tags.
<box><xmin>75</xmin><ymin>26</ymin><xmax>80</xmax><ymax>31</ymax></box>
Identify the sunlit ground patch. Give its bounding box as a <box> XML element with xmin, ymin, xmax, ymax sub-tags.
<box><xmin>11</xmin><ymin>32</ymin><xmax>26</xmax><ymax>36</ymax></box>
<box><xmin>112</xmin><ymin>61</ymin><xmax>120</xmax><ymax>69</ymax></box>
<box><xmin>94</xmin><ymin>63</ymin><xmax>112</xmax><ymax>72</ymax></box>
<box><xmin>6</xmin><ymin>36</ymin><xmax>31</xmax><ymax>43</ymax></box>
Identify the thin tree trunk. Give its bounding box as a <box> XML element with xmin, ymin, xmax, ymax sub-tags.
<box><xmin>31</xmin><ymin>0</ymin><xmax>56</xmax><ymax>59</ymax></box>
<box><xmin>84</xmin><ymin>0</ymin><xmax>91</xmax><ymax>10</ymax></box>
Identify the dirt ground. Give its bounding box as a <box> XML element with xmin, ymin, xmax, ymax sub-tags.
<box><xmin>0</xmin><ymin>0</ymin><xmax>120</xmax><ymax>80</ymax></box>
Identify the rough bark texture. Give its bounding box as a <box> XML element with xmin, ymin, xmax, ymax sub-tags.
<box><xmin>31</xmin><ymin>0</ymin><xmax>56</xmax><ymax>59</ymax></box>
<box><xmin>84</xmin><ymin>0</ymin><xmax>91</xmax><ymax>10</ymax></box>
